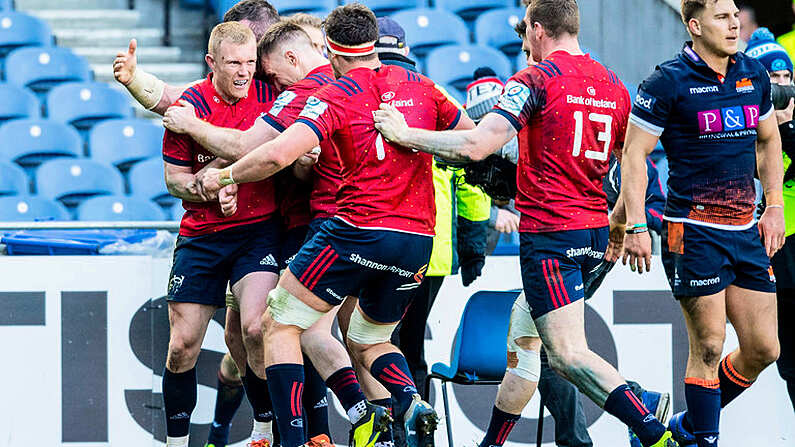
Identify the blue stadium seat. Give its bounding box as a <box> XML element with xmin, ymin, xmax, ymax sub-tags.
<box><xmin>425</xmin><ymin>45</ymin><xmax>512</xmax><ymax>93</ymax></box>
<box><xmin>475</xmin><ymin>8</ymin><xmax>524</xmax><ymax>56</ymax></box>
<box><xmin>129</xmin><ymin>157</ymin><xmax>178</xmax><ymax>207</ymax></box>
<box><xmin>0</xmin><ymin>160</ymin><xmax>28</xmax><ymax>196</ymax></box>
<box><xmin>77</xmin><ymin>195</ymin><xmax>166</xmax><ymax>221</ymax></box>
<box><xmin>492</xmin><ymin>231</ymin><xmax>519</xmax><ymax>255</ymax></box>
<box><xmin>426</xmin><ymin>290</ymin><xmax>520</xmax><ymax>447</ymax></box>
<box><xmin>344</xmin><ymin>0</ymin><xmax>420</xmax><ymax>16</ymax></box>
<box><xmin>46</xmin><ymin>82</ymin><xmax>133</xmax><ymax>131</ymax></box>
<box><xmin>582</xmin><ymin>46</ymin><xmax>600</xmax><ymax>62</ymax></box>
<box><xmin>438</xmin><ymin>83</ymin><xmax>465</xmax><ymax>106</ymax></box>
<box><xmin>515</xmin><ymin>50</ymin><xmax>528</xmax><ymax>72</ymax></box>
<box><xmin>89</xmin><ymin>119</ymin><xmax>164</xmax><ymax>169</ymax></box>
<box><xmin>0</xmin><ymin>119</ymin><xmax>82</xmax><ymax>167</ymax></box>
<box><xmin>217</xmin><ymin>0</ymin><xmax>334</xmax><ymax>18</ymax></box>
<box><xmin>35</xmin><ymin>159</ymin><xmax>124</xmax><ymax>207</ymax></box>
<box><xmin>5</xmin><ymin>47</ymin><xmax>91</xmax><ymax>98</ymax></box>
<box><xmin>170</xmin><ymin>204</ymin><xmax>185</xmax><ymax>221</ymax></box>
<box><xmin>0</xmin><ymin>196</ymin><xmax>70</xmax><ymax>221</ymax></box>
<box><xmin>435</xmin><ymin>0</ymin><xmax>513</xmax><ymax>21</ymax></box>
<box><xmin>0</xmin><ymin>0</ymin><xmax>12</xmax><ymax>11</ymax></box>
<box><xmin>0</xmin><ymin>12</ymin><xmax>51</xmax><ymax>60</ymax></box>
<box><xmin>390</xmin><ymin>9</ymin><xmax>468</xmax><ymax>56</ymax></box>
<box><xmin>0</xmin><ymin>83</ymin><xmax>40</xmax><ymax>123</ymax></box>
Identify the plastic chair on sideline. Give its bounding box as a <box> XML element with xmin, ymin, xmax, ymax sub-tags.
<box><xmin>0</xmin><ymin>196</ymin><xmax>70</xmax><ymax>221</ymax></box>
<box><xmin>77</xmin><ymin>195</ymin><xmax>166</xmax><ymax>221</ymax></box>
<box><xmin>425</xmin><ymin>289</ymin><xmax>521</xmax><ymax>447</ymax></box>
<box><xmin>425</xmin><ymin>44</ymin><xmax>512</xmax><ymax>93</ymax></box>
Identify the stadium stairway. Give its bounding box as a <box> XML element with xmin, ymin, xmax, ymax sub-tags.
<box><xmin>16</xmin><ymin>0</ymin><xmax>205</xmax><ymax>119</ymax></box>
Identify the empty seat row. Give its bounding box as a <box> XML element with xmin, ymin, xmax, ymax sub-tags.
<box><xmin>5</xmin><ymin>46</ymin><xmax>92</xmax><ymax>96</ymax></box>
<box><xmin>0</xmin><ymin>12</ymin><xmax>51</xmax><ymax>61</ymax></box>
<box><xmin>0</xmin><ymin>118</ymin><xmax>163</xmax><ymax>168</ymax></box>
<box><xmin>0</xmin><ymin>82</ymin><xmax>132</xmax><ymax>128</ymax></box>
<box><xmin>0</xmin><ymin>157</ymin><xmax>175</xmax><ymax>208</ymax></box>
<box><xmin>0</xmin><ymin>195</ymin><xmax>174</xmax><ymax>222</ymax></box>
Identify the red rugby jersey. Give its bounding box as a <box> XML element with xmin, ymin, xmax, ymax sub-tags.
<box><xmin>491</xmin><ymin>51</ymin><xmax>631</xmax><ymax>232</ymax></box>
<box><xmin>163</xmin><ymin>74</ymin><xmax>279</xmax><ymax>236</ymax></box>
<box><xmin>263</xmin><ymin>64</ymin><xmax>340</xmax><ymax>221</ymax></box>
<box><xmin>295</xmin><ymin>65</ymin><xmax>462</xmax><ymax>236</ymax></box>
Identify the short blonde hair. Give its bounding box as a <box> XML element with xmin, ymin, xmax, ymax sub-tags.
<box><xmin>680</xmin><ymin>0</ymin><xmax>717</xmax><ymax>24</ymax></box>
<box><xmin>208</xmin><ymin>21</ymin><xmax>256</xmax><ymax>56</ymax></box>
<box><xmin>286</xmin><ymin>12</ymin><xmax>323</xmax><ymax>29</ymax></box>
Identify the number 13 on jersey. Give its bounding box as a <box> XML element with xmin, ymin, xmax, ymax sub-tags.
<box><xmin>572</xmin><ymin>111</ymin><xmax>612</xmax><ymax>161</ymax></box>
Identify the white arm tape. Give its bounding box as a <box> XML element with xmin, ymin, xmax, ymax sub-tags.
<box><xmin>126</xmin><ymin>68</ymin><xmax>166</xmax><ymax>111</ymax></box>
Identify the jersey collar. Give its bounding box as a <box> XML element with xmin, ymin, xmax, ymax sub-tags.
<box><xmin>680</xmin><ymin>41</ymin><xmax>737</xmax><ymax>83</ymax></box>
<box><xmin>206</xmin><ymin>72</ymin><xmax>248</xmax><ymax>106</ymax></box>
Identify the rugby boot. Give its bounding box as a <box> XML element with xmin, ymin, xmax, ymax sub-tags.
<box><xmin>350</xmin><ymin>401</ymin><xmax>392</xmax><ymax>447</ymax></box>
<box><xmin>403</xmin><ymin>394</ymin><xmax>438</xmax><ymax>447</ymax></box>
<box><xmin>306</xmin><ymin>434</ymin><xmax>332</xmax><ymax>447</ymax></box>
<box><xmin>628</xmin><ymin>386</ymin><xmax>672</xmax><ymax>445</ymax></box>
<box><xmin>667</xmin><ymin>412</ymin><xmax>697</xmax><ymax>447</ymax></box>
<box><xmin>648</xmin><ymin>431</ymin><xmax>681</xmax><ymax>447</ymax></box>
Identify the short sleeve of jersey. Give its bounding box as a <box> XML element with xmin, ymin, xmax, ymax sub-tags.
<box><xmin>491</xmin><ymin>68</ymin><xmax>545</xmax><ymax>132</ymax></box>
<box><xmin>294</xmin><ymin>90</ymin><xmax>342</xmax><ymax>142</ymax></box>
<box><xmin>629</xmin><ymin>68</ymin><xmax>674</xmax><ymax>137</ymax></box>
<box><xmin>162</xmin><ymin>129</ymin><xmax>193</xmax><ymax>167</ymax></box>
<box><xmin>431</xmin><ymin>84</ymin><xmax>463</xmax><ymax>130</ymax></box>
<box><xmin>263</xmin><ymin>88</ymin><xmax>303</xmax><ymax>132</ymax></box>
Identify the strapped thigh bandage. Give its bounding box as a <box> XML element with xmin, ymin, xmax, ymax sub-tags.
<box><xmin>266</xmin><ymin>286</ymin><xmax>325</xmax><ymax>329</ymax></box>
<box><xmin>506</xmin><ymin>292</ymin><xmax>541</xmax><ymax>382</ymax></box>
<box><xmin>347</xmin><ymin>306</ymin><xmax>397</xmax><ymax>345</ymax></box>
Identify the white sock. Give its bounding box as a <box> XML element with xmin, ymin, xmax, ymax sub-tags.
<box><xmin>348</xmin><ymin>400</ymin><xmax>368</xmax><ymax>424</ymax></box>
<box><xmin>251</xmin><ymin>420</ymin><xmax>272</xmax><ymax>441</ymax></box>
<box><xmin>166</xmin><ymin>435</ymin><xmax>189</xmax><ymax>447</ymax></box>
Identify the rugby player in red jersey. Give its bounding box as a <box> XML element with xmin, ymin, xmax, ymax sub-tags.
<box><xmin>373</xmin><ymin>1</ymin><xmax>678</xmax><ymax>446</ymax></box>
<box><xmin>160</xmin><ymin>22</ymin><xmax>281</xmax><ymax>447</ymax></box>
<box><xmin>196</xmin><ymin>5</ymin><xmax>474</xmax><ymax>447</ymax></box>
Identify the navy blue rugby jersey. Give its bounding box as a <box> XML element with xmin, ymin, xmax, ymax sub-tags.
<box><xmin>629</xmin><ymin>42</ymin><xmax>773</xmax><ymax>229</ymax></box>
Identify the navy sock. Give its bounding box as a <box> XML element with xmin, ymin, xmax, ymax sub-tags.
<box><xmin>684</xmin><ymin>378</ymin><xmax>721</xmax><ymax>447</ymax></box>
<box><xmin>241</xmin><ymin>363</ymin><xmax>274</xmax><ymax>422</ymax></box>
<box><xmin>372</xmin><ymin>398</ymin><xmax>394</xmax><ymax>445</ymax></box>
<box><xmin>162</xmin><ymin>367</ymin><xmax>197</xmax><ymax>438</ymax></box>
<box><xmin>718</xmin><ymin>355</ymin><xmax>752</xmax><ymax>408</ymax></box>
<box><xmin>266</xmin><ymin>363</ymin><xmax>306</xmax><ymax>447</ymax></box>
<box><xmin>325</xmin><ymin>367</ymin><xmax>367</xmax><ymax>412</ymax></box>
<box><xmin>604</xmin><ymin>384</ymin><xmax>665</xmax><ymax>447</ymax></box>
<box><xmin>303</xmin><ymin>355</ymin><xmax>331</xmax><ymax>439</ymax></box>
<box><xmin>208</xmin><ymin>372</ymin><xmax>245</xmax><ymax>444</ymax></box>
<box><xmin>478</xmin><ymin>406</ymin><xmax>520</xmax><ymax>447</ymax></box>
<box><xmin>371</xmin><ymin>352</ymin><xmax>418</xmax><ymax>418</ymax></box>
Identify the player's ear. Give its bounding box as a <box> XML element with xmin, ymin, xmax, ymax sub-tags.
<box><xmin>688</xmin><ymin>17</ymin><xmax>702</xmax><ymax>37</ymax></box>
<box><xmin>205</xmin><ymin>53</ymin><xmax>215</xmax><ymax>71</ymax></box>
<box><xmin>286</xmin><ymin>49</ymin><xmax>297</xmax><ymax>66</ymax></box>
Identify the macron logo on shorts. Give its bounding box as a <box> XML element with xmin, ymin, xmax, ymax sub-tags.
<box><xmin>690</xmin><ymin>276</ymin><xmax>720</xmax><ymax>287</ymax></box>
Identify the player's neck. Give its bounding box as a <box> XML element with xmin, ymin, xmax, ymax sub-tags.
<box><xmin>211</xmin><ymin>78</ymin><xmax>241</xmax><ymax>105</ymax></box>
<box><xmin>341</xmin><ymin>58</ymin><xmax>381</xmax><ymax>75</ymax></box>
<box><xmin>541</xmin><ymin>35</ymin><xmax>582</xmax><ymax>60</ymax></box>
<box><xmin>691</xmin><ymin>39</ymin><xmax>730</xmax><ymax>76</ymax></box>
<box><xmin>304</xmin><ymin>53</ymin><xmax>329</xmax><ymax>76</ymax></box>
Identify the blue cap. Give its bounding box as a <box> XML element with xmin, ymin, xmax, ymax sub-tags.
<box><xmin>376</xmin><ymin>17</ymin><xmax>405</xmax><ymax>51</ymax></box>
<box><xmin>746</xmin><ymin>27</ymin><xmax>793</xmax><ymax>74</ymax></box>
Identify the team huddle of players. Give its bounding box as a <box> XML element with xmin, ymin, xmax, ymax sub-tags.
<box><xmin>113</xmin><ymin>1</ymin><xmax>787</xmax><ymax>447</ymax></box>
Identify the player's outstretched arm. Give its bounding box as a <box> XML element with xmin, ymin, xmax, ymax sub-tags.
<box><xmin>620</xmin><ymin>124</ymin><xmax>658</xmax><ymax>273</ymax></box>
<box><xmin>164</xmin><ymin>162</ymin><xmax>209</xmax><ymax>202</ymax></box>
<box><xmin>113</xmin><ymin>39</ymin><xmax>197</xmax><ymax>116</ymax></box>
<box><xmin>374</xmin><ymin>104</ymin><xmax>513</xmax><ymax>162</ymax></box>
<box><xmin>755</xmin><ymin>113</ymin><xmax>786</xmax><ymax>256</ymax></box>
<box><xmin>163</xmin><ymin>101</ymin><xmax>279</xmax><ymax>160</ymax></box>
<box><xmin>197</xmin><ymin>122</ymin><xmax>320</xmax><ymax>196</ymax></box>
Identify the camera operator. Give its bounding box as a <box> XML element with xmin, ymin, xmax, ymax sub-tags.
<box><xmin>746</xmin><ymin>27</ymin><xmax>795</xmax><ymax>410</ymax></box>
